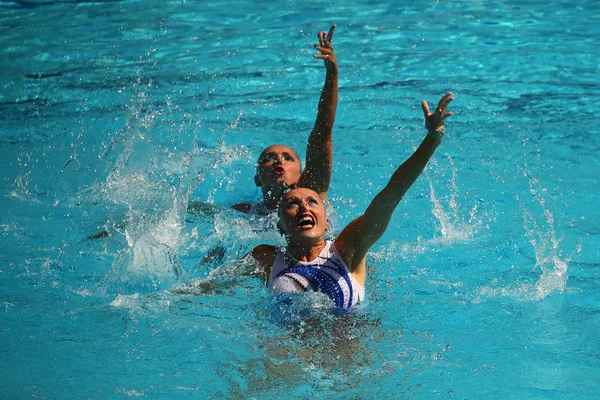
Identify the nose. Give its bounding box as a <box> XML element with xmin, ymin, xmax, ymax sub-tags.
<box><xmin>273</xmin><ymin>154</ymin><xmax>285</xmax><ymax>165</ymax></box>
<box><xmin>298</xmin><ymin>199</ymin><xmax>310</xmax><ymax>211</ymax></box>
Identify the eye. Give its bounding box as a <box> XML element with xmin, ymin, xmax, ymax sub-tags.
<box><xmin>308</xmin><ymin>198</ymin><xmax>319</xmax><ymax>206</ymax></box>
<box><xmin>284</xmin><ymin>154</ymin><xmax>296</xmax><ymax>162</ymax></box>
<box><xmin>260</xmin><ymin>154</ymin><xmax>276</xmax><ymax>164</ymax></box>
<box><xmin>286</xmin><ymin>199</ymin><xmax>300</xmax><ymax>208</ymax></box>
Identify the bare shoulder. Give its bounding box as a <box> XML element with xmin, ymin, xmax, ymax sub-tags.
<box><xmin>251</xmin><ymin>244</ymin><xmax>278</xmax><ymax>282</ymax></box>
<box><xmin>333</xmin><ymin>216</ymin><xmax>364</xmax><ymax>270</ymax></box>
<box><xmin>232</xmin><ymin>203</ymin><xmax>252</xmax><ymax>213</ymax></box>
<box><xmin>334</xmin><ymin>222</ymin><xmax>367</xmax><ymax>285</ymax></box>
<box><xmin>251</xmin><ymin>244</ymin><xmax>277</xmax><ymax>264</ymax></box>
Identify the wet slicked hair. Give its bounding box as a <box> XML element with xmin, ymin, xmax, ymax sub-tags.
<box><xmin>255</xmin><ymin>145</ymin><xmax>303</xmax><ymax>175</ymax></box>
<box><xmin>277</xmin><ymin>187</ymin><xmax>323</xmax><ymax>217</ymax></box>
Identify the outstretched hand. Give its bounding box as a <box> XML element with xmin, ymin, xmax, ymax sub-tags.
<box><xmin>422</xmin><ymin>92</ymin><xmax>454</xmax><ymax>143</ymax></box>
<box><xmin>313</xmin><ymin>25</ymin><xmax>337</xmax><ymax>70</ymax></box>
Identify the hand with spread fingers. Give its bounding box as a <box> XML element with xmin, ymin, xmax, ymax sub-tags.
<box><xmin>313</xmin><ymin>25</ymin><xmax>337</xmax><ymax>71</ymax></box>
<box><xmin>422</xmin><ymin>92</ymin><xmax>454</xmax><ymax>143</ymax></box>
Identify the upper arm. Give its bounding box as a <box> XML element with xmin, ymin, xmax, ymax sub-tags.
<box><xmin>335</xmin><ymin>189</ymin><xmax>400</xmax><ymax>271</ymax></box>
<box><xmin>232</xmin><ymin>203</ymin><xmax>252</xmax><ymax>213</ymax></box>
<box><xmin>298</xmin><ymin>127</ymin><xmax>333</xmax><ymax>199</ymax></box>
<box><xmin>298</xmin><ymin>68</ymin><xmax>338</xmax><ymax>198</ymax></box>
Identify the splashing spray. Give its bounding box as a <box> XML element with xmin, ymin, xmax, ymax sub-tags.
<box><xmin>426</xmin><ymin>155</ymin><xmax>481</xmax><ymax>244</ymax></box>
<box><xmin>519</xmin><ymin>168</ymin><xmax>579</xmax><ymax>300</ymax></box>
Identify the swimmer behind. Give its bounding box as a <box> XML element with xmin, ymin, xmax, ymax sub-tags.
<box><xmin>233</xmin><ymin>24</ymin><xmax>339</xmax><ymax>215</ymax></box>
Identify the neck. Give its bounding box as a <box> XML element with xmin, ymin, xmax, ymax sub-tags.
<box><xmin>286</xmin><ymin>236</ymin><xmax>327</xmax><ymax>262</ymax></box>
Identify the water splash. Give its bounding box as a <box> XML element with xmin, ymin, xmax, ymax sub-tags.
<box><xmin>203</xmin><ymin>110</ymin><xmax>252</xmax><ymax>205</ymax></box>
<box><xmin>472</xmin><ymin>134</ymin><xmax>582</xmax><ymax>303</ymax></box>
<box><xmin>100</xmin><ymin>79</ymin><xmax>214</xmax><ymax>290</ymax></box>
<box><xmin>518</xmin><ymin>168</ymin><xmax>579</xmax><ymax>300</ymax></box>
<box><xmin>426</xmin><ymin>155</ymin><xmax>482</xmax><ymax>244</ymax></box>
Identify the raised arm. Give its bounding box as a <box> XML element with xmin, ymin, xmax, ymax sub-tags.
<box><xmin>336</xmin><ymin>93</ymin><xmax>454</xmax><ymax>270</ymax></box>
<box><xmin>298</xmin><ymin>25</ymin><xmax>339</xmax><ymax>200</ymax></box>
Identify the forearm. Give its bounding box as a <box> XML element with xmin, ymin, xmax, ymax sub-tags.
<box><xmin>307</xmin><ymin>67</ymin><xmax>338</xmax><ymax>154</ymax></box>
<box><xmin>300</xmin><ymin>65</ymin><xmax>338</xmax><ymax>194</ymax></box>
<box><xmin>350</xmin><ymin>92</ymin><xmax>453</xmax><ymax>256</ymax></box>
<box><xmin>385</xmin><ymin>132</ymin><xmax>440</xmax><ymax>202</ymax></box>
<box><xmin>361</xmin><ymin>132</ymin><xmax>440</xmax><ymax>236</ymax></box>
<box><xmin>314</xmin><ymin>65</ymin><xmax>339</xmax><ymax>131</ymax></box>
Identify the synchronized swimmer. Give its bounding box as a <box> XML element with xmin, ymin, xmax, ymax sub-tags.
<box><xmin>233</xmin><ymin>25</ymin><xmax>338</xmax><ymax>216</ymax></box>
<box><xmin>250</xmin><ymin>93</ymin><xmax>454</xmax><ymax>310</ymax></box>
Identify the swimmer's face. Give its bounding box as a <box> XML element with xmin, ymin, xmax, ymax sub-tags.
<box><xmin>255</xmin><ymin>144</ymin><xmax>302</xmax><ymax>190</ymax></box>
<box><xmin>278</xmin><ymin>188</ymin><xmax>328</xmax><ymax>242</ymax></box>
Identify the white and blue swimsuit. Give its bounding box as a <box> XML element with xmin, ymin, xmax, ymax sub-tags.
<box><xmin>268</xmin><ymin>241</ymin><xmax>365</xmax><ymax>310</ymax></box>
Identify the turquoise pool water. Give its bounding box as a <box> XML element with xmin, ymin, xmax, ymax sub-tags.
<box><xmin>1</xmin><ymin>0</ymin><xmax>599</xmax><ymax>398</ymax></box>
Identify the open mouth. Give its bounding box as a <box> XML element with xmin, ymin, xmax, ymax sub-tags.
<box><xmin>297</xmin><ymin>215</ymin><xmax>315</xmax><ymax>229</ymax></box>
<box><xmin>274</xmin><ymin>166</ymin><xmax>285</xmax><ymax>176</ymax></box>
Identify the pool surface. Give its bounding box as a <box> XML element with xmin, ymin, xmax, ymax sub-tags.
<box><xmin>1</xmin><ymin>0</ymin><xmax>599</xmax><ymax>398</ymax></box>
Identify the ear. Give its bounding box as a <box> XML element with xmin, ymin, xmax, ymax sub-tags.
<box><xmin>254</xmin><ymin>174</ymin><xmax>262</xmax><ymax>187</ymax></box>
<box><xmin>325</xmin><ymin>218</ymin><xmax>329</xmax><ymax>231</ymax></box>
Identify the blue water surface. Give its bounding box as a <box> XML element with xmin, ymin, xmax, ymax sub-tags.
<box><xmin>1</xmin><ymin>0</ymin><xmax>599</xmax><ymax>398</ymax></box>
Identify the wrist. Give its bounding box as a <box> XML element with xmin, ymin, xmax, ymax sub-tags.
<box><xmin>326</xmin><ymin>68</ymin><xmax>338</xmax><ymax>77</ymax></box>
<box><xmin>325</xmin><ymin>61</ymin><xmax>338</xmax><ymax>74</ymax></box>
<box><xmin>426</xmin><ymin>128</ymin><xmax>444</xmax><ymax>146</ymax></box>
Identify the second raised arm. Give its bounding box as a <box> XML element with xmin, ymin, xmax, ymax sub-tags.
<box><xmin>338</xmin><ymin>92</ymin><xmax>455</xmax><ymax>268</ymax></box>
<box><xmin>298</xmin><ymin>25</ymin><xmax>339</xmax><ymax>199</ymax></box>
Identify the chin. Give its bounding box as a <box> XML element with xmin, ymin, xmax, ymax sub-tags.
<box><xmin>298</xmin><ymin>230</ymin><xmax>324</xmax><ymax>240</ymax></box>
